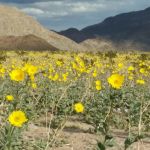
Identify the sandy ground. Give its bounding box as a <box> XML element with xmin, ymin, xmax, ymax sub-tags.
<box><xmin>24</xmin><ymin>117</ymin><xmax>150</xmax><ymax>150</ymax></box>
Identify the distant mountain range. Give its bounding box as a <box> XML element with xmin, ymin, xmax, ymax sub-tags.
<box><xmin>59</xmin><ymin>7</ymin><xmax>150</xmax><ymax>51</ymax></box>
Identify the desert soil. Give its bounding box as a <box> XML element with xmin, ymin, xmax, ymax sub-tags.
<box><xmin>24</xmin><ymin>116</ymin><xmax>150</xmax><ymax>150</ymax></box>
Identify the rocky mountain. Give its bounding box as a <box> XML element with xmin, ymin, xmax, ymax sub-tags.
<box><xmin>0</xmin><ymin>5</ymin><xmax>86</xmax><ymax>51</ymax></box>
<box><xmin>59</xmin><ymin>7</ymin><xmax>150</xmax><ymax>51</ymax></box>
<box><xmin>0</xmin><ymin>35</ymin><xmax>58</xmax><ymax>51</ymax></box>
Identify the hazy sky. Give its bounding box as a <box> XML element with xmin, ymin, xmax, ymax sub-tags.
<box><xmin>0</xmin><ymin>0</ymin><xmax>150</xmax><ymax>31</ymax></box>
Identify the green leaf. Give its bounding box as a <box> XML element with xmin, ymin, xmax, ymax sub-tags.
<box><xmin>104</xmin><ymin>135</ymin><xmax>114</xmax><ymax>147</ymax></box>
<box><xmin>97</xmin><ymin>142</ymin><xmax>106</xmax><ymax>150</ymax></box>
<box><xmin>124</xmin><ymin>134</ymin><xmax>145</xmax><ymax>149</ymax></box>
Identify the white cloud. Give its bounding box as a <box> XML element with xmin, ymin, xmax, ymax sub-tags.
<box><xmin>24</xmin><ymin>1</ymin><xmax>69</xmax><ymax>18</ymax></box>
<box><xmin>46</xmin><ymin>11</ymin><xmax>69</xmax><ymax>17</ymax></box>
<box><xmin>69</xmin><ymin>2</ymin><xmax>106</xmax><ymax>13</ymax></box>
<box><xmin>22</xmin><ymin>7</ymin><xmax>44</xmax><ymax>15</ymax></box>
<box><xmin>33</xmin><ymin>1</ymin><xmax>64</xmax><ymax>9</ymax></box>
<box><xmin>26</xmin><ymin>1</ymin><xmax>106</xmax><ymax>18</ymax></box>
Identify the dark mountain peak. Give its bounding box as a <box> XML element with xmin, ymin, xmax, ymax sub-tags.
<box><xmin>59</xmin><ymin>28</ymin><xmax>87</xmax><ymax>43</ymax></box>
<box><xmin>103</xmin><ymin>16</ymin><xmax>114</xmax><ymax>23</ymax></box>
<box><xmin>61</xmin><ymin>28</ymin><xmax>80</xmax><ymax>33</ymax></box>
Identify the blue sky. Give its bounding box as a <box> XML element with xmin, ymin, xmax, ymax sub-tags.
<box><xmin>0</xmin><ymin>0</ymin><xmax>150</xmax><ymax>31</ymax></box>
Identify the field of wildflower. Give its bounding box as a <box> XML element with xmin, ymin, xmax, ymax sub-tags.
<box><xmin>0</xmin><ymin>50</ymin><xmax>150</xmax><ymax>150</ymax></box>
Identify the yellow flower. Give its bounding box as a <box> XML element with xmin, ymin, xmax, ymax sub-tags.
<box><xmin>32</xmin><ymin>83</ymin><xmax>37</xmax><ymax>89</ymax></box>
<box><xmin>53</xmin><ymin>73</ymin><xmax>59</xmax><ymax>81</ymax></box>
<box><xmin>118</xmin><ymin>63</ymin><xmax>123</xmax><ymax>68</ymax></box>
<box><xmin>128</xmin><ymin>75</ymin><xmax>133</xmax><ymax>80</ymax></box>
<box><xmin>108</xmin><ymin>74</ymin><xmax>124</xmax><ymax>89</ymax></box>
<box><xmin>6</xmin><ymin>95</ymin><xmax>14</xmax><ymax>101</ymax></box>
<box><xmin>136</xmin><ymin>79</ymin><xmax>145</xmax><ymax>85</ymax></box>
<box><xmin>95</xmin><ymin>80</ymin><xmax>101</xmax><ymax>85</ymax></box>
<box><xmin>95</xmin><ymin>80</ymin><xmax>102</xmax><ymax>90</ymax></box>
<box><xmin>56</xmin><ymin>60</ymin><xmax>63</xmax><ymax>66</ymax></box>
<box><xmin>28</xmin><ymin>66</ymin><xmax>37</xmax><ymax>75</ymax></box>
<box><xmin>24</xmin><ymin>64</ymin><xmax>37</xmax><ymax>76</ymax></box>
<box><xmin>79</xmin><ymin>61</ymin><xmax>85</xmax><ymax>68</ymax></box>
<box><xmin>62</xmin><ymin>73</ymin><xmax>68</xmax><ymax>82</ymax></box>
<box><xmin>48</xmin><ymin>73</ymin><xmax>59</xmax><ymax>81</ymax></box>
<box><xmin>74</xmin><ymin>102</ymin><xmax>84</xmax><ymax>113</ymax></box>
<box><xmin>139</xmin><ymin>68</ymin><xmax>145</xmax><ymax>74</ymax></box>
<box><xmin>0</xmin><ymin>67</ymin><xmax>5</xmax><ymax>77</ymax></box>
<box><xmin>30</xmin><ymin>75</ymin><xmax>35</xmax><ymax>81</ymax></box>
<box><xmin>128</xmin><ymin>66</ymin><xmax>135</xmax><ymax>71</ymax></box>
<box><xmin>8</xmin><ymin>111</ymin><xmax>28</xmax><ymax>127</ymax></box>
<box><xmin>9</xmin><ymin>69</ymin><xmax>25</xmax><ymax>82</ymax></box>
<box><xmin>96</xmin><ymin>85</ymin><xmax>101</xmax><ymax>90</ymax></box>
<box><xmin>92</xmin><ymin>70</ymin><xmax>97</xmax><ymax>77</ymax></box>
<box><xmin>72</xmin><ymin>62</ymin><xmax>78</xmax><ymax>69</ymax></box>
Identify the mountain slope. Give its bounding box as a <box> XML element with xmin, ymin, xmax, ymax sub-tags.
<box><xmin>0</xmin><ymin>5</ymin><xmax>86</xmax><ymax>51</ymax></box>
<box><xmin>80</xmin><ymin>38</ymin><xmax>115</xmax><ymax>52</ymax></box>
<box><xmin>59</xmin><ymin>7</ymin><xmax>150</xmax><ymax>51</ymax></box>
<box><xmin>81</xmin><ymin>7</ymin><xmax>150</xmax><ymax>41</ymax></box>
<box><xmin>0</xmin><ymin>35</ymin><xmax>58</xmax><ymax>51</ymax></box>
